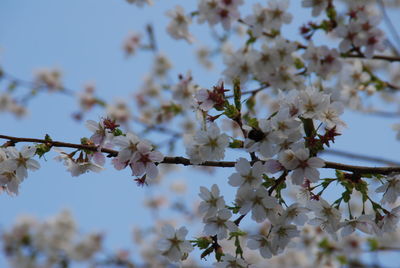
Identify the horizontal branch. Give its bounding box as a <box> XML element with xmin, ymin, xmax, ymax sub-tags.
<box><xmin>343</xmin><ymin>53</ymin><xmax>400</xmax><ymax>62</ymax></box>
<box><xmin>1</xmin><ymin>134</ymin><xmax>400</xmax><ymax>175</ymax></box>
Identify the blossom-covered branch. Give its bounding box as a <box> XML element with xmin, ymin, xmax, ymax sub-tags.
<box><xmin>2</xmin><ymin>134</ymin><xmax>400</xmax><ymax>175</ymax></box>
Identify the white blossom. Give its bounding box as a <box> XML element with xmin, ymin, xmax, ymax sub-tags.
<box><xmin>228</xmin><ymin>158</ymin><xmax>266</xmax><ymax>191</ymax></box>
<box><xmin>379</xmin><ymin>206</ymin><xmax>400</xmax><ymax>233</ymax></box>
<box><xmin>308</xmin><ymin>199</ymin><xmax>341</xmax><ymax>237</ymax></box>
<box><xmin>2</xmin><ymin>146</ymin><xmax>40</xmax><ymax>180</ymax></box>
<box><xmin>247</xmin><ymin>234</ymin><xmax>275</xmax><ymax>258</ymax></box>
<box><xmin>203</xmin><ymin>208</ymin><xmax>237</xmax><ymax>239</ymax></box>
<box><xmin>236</xmin><ymin>187</ymin><xmax>282</xmax><ymax>223</ymax></box>
<box><xmin>340</xmin><ymin>214</ymin><xmax>379</xmax><ymax>237</ymax></box>
<box><xmin>213</xmin><ymin>253</ymin><xmax>249</xmax><ymax>268</ymax></box>
<box><xmin>166</xmin><ymin>6</ymin><xmax>193</xmax><ymax>43</ymax></box>
<box><xmin>198</xmin><ymin>184</ymin><xmax>226</xmax><ymax>217</ymax></box>
<box><xmin>376</xmin><ymin>174</ymin><xmax>400</xmax><ymax>204</ymax></box>
<box><xmin>157</xmin><ymin>225</ymin><xmax>194</xmax><ymax>262</ymax></box>
<box><xmin>302</xmin><ymin>0</ymin><xmax>328</xmax><ymax>17</ymax></box>
<box><xmin>189</xmin><ymin>123</ymin><xmax>229</xmax><ymax>163</ymax></box>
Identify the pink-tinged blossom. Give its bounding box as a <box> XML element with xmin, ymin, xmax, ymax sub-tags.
<box><xmin>363</xmin><ymin>28</ymin><xmax>385</xmax><ymax>58</ymax></box>
<box><xmin>198</xmin><ymin>184</ymin><xmax>226</xmax><ymax>217</ymax></box>
<box><xmin>264</xmin><ymin>159</ymin><xmax>283</xmax><ymax>174</ymax></box>
<box><xmin>228</xmin><ymin>158</ymin><xmax>266</xmax><ymax>191</ymax></box>
<box><xmin>130</xmin><ymin>141</ymin><xmax>164</xmax><ymax>179</ymax></box>
<box><xmin>85</xmin><ymin>120</ymin><xmax>112</xmax><ymax>146</ymax></box>
<box><xmin>157</xmin><ymin>225</ymin><xmax>194</xmax><ymax>262</ymax></box>
<box><xmin>203</xmin><ymin>208</ymin><xmax>237</xmax><ymax>239</ymax></box>
<box><xmin>195</xmin><ymin>88</ymin><xmax>215</xmax><ymax>111</ymax></box>
<box><xmin>123</xmin><ymin>32</ymin><xmax>141</xmax><ymax>56</ymax></box>
<box><xmin>114</xmin><ymin>133</ymin><xmax>141</xmax><ymax>163</ymax></box>
<box><xmin>288</xmin><ymin>148</ymin><xmax>324</xmax><ymax>185</ymax></box>
<box><xmin>166</xmin><ymin>6</ymin><xmax>194</xmax><ymax>43</ymax></box>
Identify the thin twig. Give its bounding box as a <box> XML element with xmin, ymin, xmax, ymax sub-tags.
<box><xmin>377</xmin><ymin>0</ymin><xmax>400</xmax><ymax>55</ymax></box>
<box><xmin>321</xmin><ymin>148</ymin><xmax>400</xmax><ymax>166</ymax></box>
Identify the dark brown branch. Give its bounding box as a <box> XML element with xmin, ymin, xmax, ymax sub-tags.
<box><xmin>1</xmin><ymin>134</ymin><xmax>400</xmax><ymax>175</ymax></box>
<box><xmin>268</xmin><ymin>170</ymin><xmax>288</xmax><ymax>195</ymax></box>
<box><xmin>343</xmin><ymin>53</ymin><xmax>400</xmax><ymax>62</ymax></box>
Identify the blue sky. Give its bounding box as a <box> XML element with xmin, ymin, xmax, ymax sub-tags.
<box><xmin>1</xmin><ymin>0</ymin><xmax>400</xmax><ymax>267</ymax></box>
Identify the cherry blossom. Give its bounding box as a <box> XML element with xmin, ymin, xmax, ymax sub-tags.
<box><xmin>157</xmin><ymin>225</ymin><xmax>194</xmax><ymax>262</ymax></box>
<box><xmin>166</xmin><ymin>6</ymin><xmax>194</xmax><ymax>43</ymax></box>
<box><xmin>2</xmin><ymin>146</ymin><xmax>40</xmax><ymax>180</ymax></box>
<box><xmin>214</xmin><ymin>254</ymin><xmax>249</xmax><ymax>268</ymax></box>
<box><xmin>130</xmin><ymin>141</ymin><xmax>164</xmax><ymax>179</ymax></box>
<box><xmin>228</xmin><ymin>158</ymin><xmax>266</xmax><ymax>191</ymax></box>
<box><xmin>302</xmin><ymin>0</ymin><xmax>328</xmax><ymax>17</ymax></box>
<box><xmin>203</xmin><ymin>208</ymin><xmax>237</xmax><ymax>239</ymax></box>
<box><xmin>376</xmin><ymin>173</ymin><xmax>400</xmax><ymax>204</ymax></box>
<box><xmin>198</xmin><ymin>184</ymin><xmax>226</xmax><ymax>217</ymax></box>
<box><xmin>247</xmin><ymin>234</ymin><xmax>275</xmax><ymax>259</ymax></box>
<box><xmin>188</xmin><ymin>123</ymin><xmax>229</xmax><ymax>163</ymax></box>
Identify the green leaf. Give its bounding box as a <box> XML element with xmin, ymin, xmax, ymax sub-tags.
<box><xmin>229</xmin><ymin>139</ymin><xmax>243</xmax><ymax>148</ymax></box>
<box><xmin>192</xmin><ymin>237</ymin><xmax>212</xmax><ymax>250</ymax></box>
<box><xmin>342</xmin><ymin>189</ymin><xmax>352</xmax><ymax>203</ymax></box>
<box><xmin>233</xmin><ymin>78</ymin><xmax>241</xmax><ymax>111</ymax></box>
<box><xmin>294</xmin><ymin>58</ymin><xmax>305</xmax><ymax>69</ymax></box>
<box><xmin>113</xmin><ymin>128</ymin><xmax>123</xmax><ymax>136</ymax></box>
<box><xmin>245</xmin><ymin>96</ymin><xmax>255</xmax><ymax>112</ymax></box>
<box><xmin>367</xmin><ymin>238</ymin><xmax>379</xmax><ymax>251</ymax></box>
<box><xmin>246</xmin><ymin>117</ymin><xmax>259</xmax><ymax>129</ymax></box>
<box><xmin>224</xmin><ymin>104</ymin><xmax>239</xmax><ymax>119</ymax></box>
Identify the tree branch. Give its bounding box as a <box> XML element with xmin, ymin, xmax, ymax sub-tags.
<box><xmin>321</xmin><ymin>148</ymin><xmax>400</xmax><ymax>166</ymax></box>
<box><xmin>343</xmin><ymin>53</ymin><xmax>400</xmax><ymax>62</ymax></box>
<box><xmin>1</xmin><ymin>134</ymin><xmax>400</xmax><ymax>175</ymax></box>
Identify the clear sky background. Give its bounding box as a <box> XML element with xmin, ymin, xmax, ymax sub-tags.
<box><xmin>1</xmin><ymin>0</ymin><xmax>400</xmax><ymax>267</ymax></box>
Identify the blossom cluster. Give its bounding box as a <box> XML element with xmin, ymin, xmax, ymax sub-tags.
<box><xmin>3</xmin><ymin>0</ymin><xmax>400</xmax><ymax>267</ymax></box>
<box><xmin>2</xmin><ymin>210</ymin><xmax>102</xmax><ymax>267</ymax></box>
